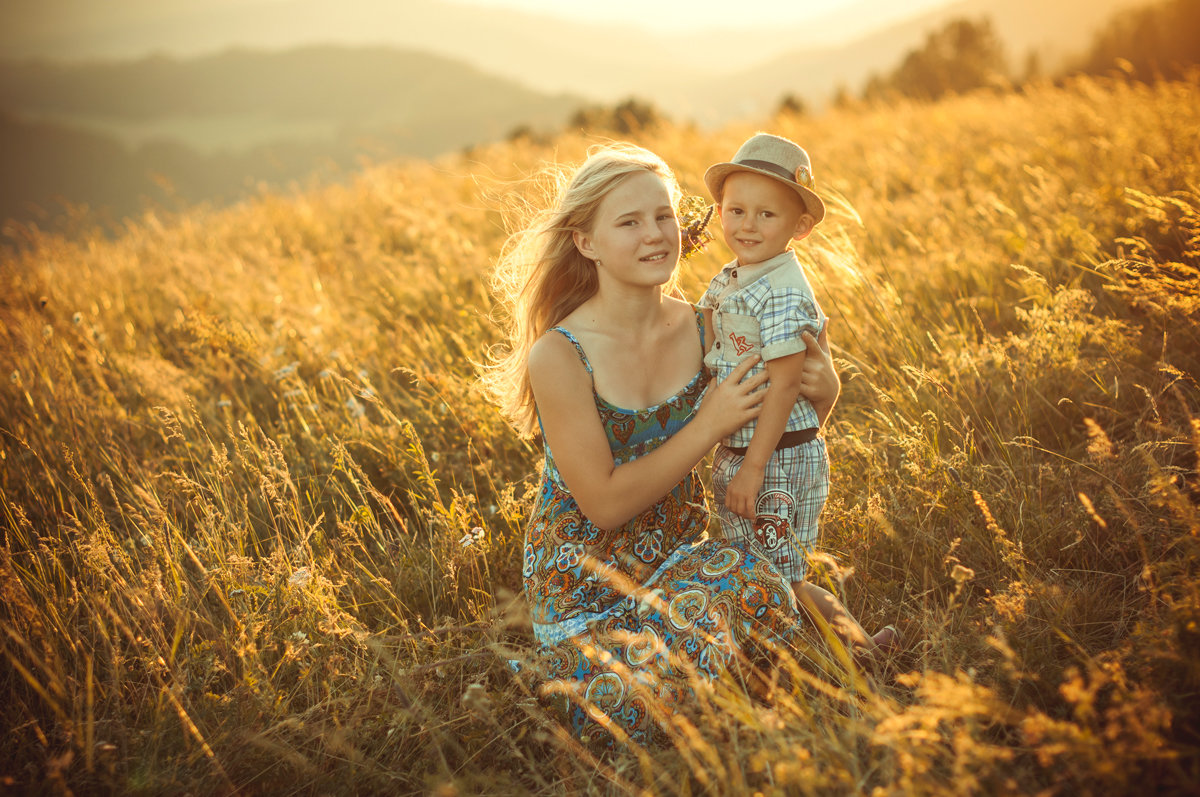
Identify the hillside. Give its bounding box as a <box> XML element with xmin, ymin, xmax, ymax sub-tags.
<box><xmin>0</xmin><ymin>45</ymin><xmax>580</xmax><ymax>225</ymax></box>
<box><xmin>687</xmin><ymin>0</ymin><xmax>1143</xmax><ymax>118</ymax></box>
<box><xmin>2</xmin><ymin>75</ymin><xmax>1199</xmax><ymax>793</ymax></box>
<box><xmin>0</xmin><ymin>0</ymin><xmax>1150</xmax><ymax>116</ymax></box>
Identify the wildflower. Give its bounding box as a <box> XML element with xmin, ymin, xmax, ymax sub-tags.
<box><xmin>288</xmin><ymin>567</ymin><xmax>312</xmax><ymax>588</ymax></box>
<box><xmin>139</xmin><ymin>534</ymin><xmax>152</xmax><ymax>547</ymax></box>
<box><xmin>459</xmin><ymin>526</ymin><xmax>485</xmax><ymax>548</ymax></box>
<box><xmin>951</xmin><ymin>563</ymin><xmax>975</xmax><ymax>585</ymax></box>
<box><xmin>356</xmin><ymin>368</ymin><xmax>369</xmax><ymax>381</ymax></box>
<box><xmin>42</xmin><ymin>324</ymin><xmax>53</xmax><ymax>339</ymax></box>
<box><xmin>488</xmin><ymin>504</ymin><xmax>498</xmax><ymax>515</ymax></box>
<box><xmin>359</xmin><ymin>386</ymin><xmax>376</xmax><ymax>398</ymax></box>
<box><xmin>678</xmin><ymin>195</ymin><xmax>715</xmax><ymax>259</ymax></box>
<box><xmin>72</xmin><ymin>312</ymin><xmax>83</xmax><ymax>324</ymax></box>
<box><xmin>291</xmin><ymin>631</ymin><xmax>308</xmax><ymax>643</ymax></box>
<box><xmin>430</xmin><ymin>452</ymin><xmax>440</xmax><ymax>462</ymax></box>
<box><xmin>282</xmin><ymin>389</ymin><xmax>303</xmax><ymax>399</ymax></box>
<box><xmin>217</xmin><ymin>399</ymin><xmax>232</xmax><ymax>408</ymax></box>
<box><xmin>317</xmin><ymin>369</ymin><xmax>334</xmax><ymax>379</ymax></box>
<box><xmin>9</xmin><ymin>371</ymin><xmax>19</xmax><ymax>385</ymax></box>
<box><xmin>461</xmin><ymin>683</ymin><xmax>493</xmax><ymax>718</ymax></box>
<box><xmin>345</xmin><ymin>397</ymin><xmax>366</xmax><ymax>418</ymax></box>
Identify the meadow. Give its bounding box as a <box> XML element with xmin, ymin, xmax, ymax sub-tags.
<box><xmin>2</xmin><ymin>74</ymin><xmax>1199</xmax><ymax>794</ymax></box>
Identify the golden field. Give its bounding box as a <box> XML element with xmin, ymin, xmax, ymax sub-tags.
<box><xmin>2</xmin><ymin>75</ymin><xmax>1199</xmax><ymax>794</ymax></box>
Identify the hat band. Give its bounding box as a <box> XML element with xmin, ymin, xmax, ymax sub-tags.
<box><xmin>739</xmin><ymin>159</ymin><xmax>800</xmax><ymax>185</ymax></box>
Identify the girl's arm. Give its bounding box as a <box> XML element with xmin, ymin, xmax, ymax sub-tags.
<box><xmin>529</xmin><ymin>333</ymin><xmax>766</xmax><ymax>530</ymax></box>
<box><xmin>723</xmin><ymin>350</ymin><xmax>806</xmax><ymax>518</ymax></box>
<box><xmin>797</xmin><ymin>328</ymin><xmax>840</xmax><ymax>426</ymax></box>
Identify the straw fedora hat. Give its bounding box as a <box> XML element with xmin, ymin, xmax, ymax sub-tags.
<box><xmin>704</xmin><ymin>133</ymin><xmax>825</xmax><ymax>223</ymax></box>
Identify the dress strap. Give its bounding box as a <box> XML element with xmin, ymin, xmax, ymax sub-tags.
<box><xmin>693</xmin><ymin>306</ymin><xmax>706</xmax><ymax>348</ymax></box>
<box><xmin>548</xmin><ymin>326</ymin><xmax>594</xmax><ymax>374</ymax></box>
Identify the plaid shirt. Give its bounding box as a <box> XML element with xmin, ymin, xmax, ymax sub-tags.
<box><xmin>698</xmin><ymin>249</ymin><xmax>825</xmax><ymax>449</ymax></box>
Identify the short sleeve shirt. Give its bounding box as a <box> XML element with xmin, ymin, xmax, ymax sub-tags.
<box><xmin>698</xmin><ymin>249</ymin><xmax>826</xmax><ymax>449</ymax></box>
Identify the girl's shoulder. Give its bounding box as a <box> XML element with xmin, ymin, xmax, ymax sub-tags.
<box><xmin>662</xmin><ymin>293</ymin><xmax>702</xmax><ymax>324</ymax></box>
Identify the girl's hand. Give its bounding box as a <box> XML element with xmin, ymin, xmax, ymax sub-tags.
<box><xmin>695</xmin><ymin>356</ymin><xmax>768</xmax><ymax>441</ymax></box>
<box><xmin>797</xmin><ymin>329</ymin><xmax>840</xmax><ymax>422</ymax></box>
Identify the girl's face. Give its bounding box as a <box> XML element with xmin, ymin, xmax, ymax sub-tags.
<box><xmin>573</xmin><ymin>170</ymin><xmax>680</xmax><ymax>289</ymax></box>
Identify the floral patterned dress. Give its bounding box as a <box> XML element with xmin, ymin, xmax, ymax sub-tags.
<box><xmin>522</xmin><ymin>310</ymin><xmax>803</xmax><ymax>745</ymax></box>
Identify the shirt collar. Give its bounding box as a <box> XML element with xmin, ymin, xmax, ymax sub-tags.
<box><xmin>720</xmin><ymin>249</ymin><xmax>797</xmax><ymax>280</ymax></box>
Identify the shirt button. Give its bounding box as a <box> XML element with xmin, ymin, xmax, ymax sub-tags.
<box><xmin>714</xmin><ymin>342</ymin><xmax>721</xmax><ymax>349</ymax></box>
<box><xmin>731</xmin><ymin>270</ymin><xmax>738</xmax><ymax>277</ymax></box>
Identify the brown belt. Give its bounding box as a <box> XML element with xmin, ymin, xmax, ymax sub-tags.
<box><xmin>723</xmin><ymin>427</ymin><xmax>819</xmax><ymax>457</ymax></box>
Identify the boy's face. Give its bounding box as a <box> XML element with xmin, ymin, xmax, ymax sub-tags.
<box><xmin>717</xmin><ymin>172</ymin><xmax>814</xmax><ymax>267</ymax></box>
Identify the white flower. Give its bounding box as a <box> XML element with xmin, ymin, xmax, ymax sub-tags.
<box><xmin>458</xmin><ymin>526</ymin><xmax>485</xmax><ymax>548</ymax></box>
<box><xmin>345</xmin><ymin>397</ymin><xmax>366</xmax><ymax>418</ymax></box>
<box><xmin>72</xmin><ymin>312</ymin><xmax>83</xmax><ymax>324</ymax></box>
<box><xmin>290</xmin><ymin>631</ymin><xmax>308</xmax><ymax>643</ymax></box>
<box><xmin>216</xmin><ymin>399</ymin><xmax>232</xmax><ymax>408</ymax></box>
<box><xmin>288</xmin><ymin>567</ymin><xmax>312</xmax><ymax>588</ymax></box>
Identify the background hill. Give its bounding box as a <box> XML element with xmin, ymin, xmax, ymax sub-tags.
<box><xmin>1</xmin><ymin>0</ymin><xmax>1146</xmax><ymax>113</ymax></box>
<box><xmin>2</xmin><ymin>74</ymin><xmax>1198</xmax><ymax>793</ymax></box>
<box><xmin>685</xmin><ymin>0</ymin><xmax>1142</xmax><ymax>119</ymax></box>
<box><xmin>0</xmin><ymin>45</ymin><xmax>579</xmax><ymax>224</ymax></box>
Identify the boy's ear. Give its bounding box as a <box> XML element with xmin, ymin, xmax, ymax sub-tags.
<box><xmin>573</xmin><ymin>230</ymin><xmax>595</xmax><ymax>260</ymax></box>
<box><xmin>792</xmin><ymin>213</ymin><xmax>816</xmax><ymax>241</ymax></box>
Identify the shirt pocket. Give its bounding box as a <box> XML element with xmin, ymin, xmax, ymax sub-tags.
<box><xmin>715</xmin><ymin>312</ymin><xmax>761</xmax><ymax>361</ymax></box>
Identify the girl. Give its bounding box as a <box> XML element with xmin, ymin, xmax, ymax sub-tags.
<box><xmin>485</xmin><ymin>144</ymin><xmax>840</xmax><ymax>745</ymax></box>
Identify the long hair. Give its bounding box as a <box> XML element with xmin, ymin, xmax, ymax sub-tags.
<box><xmin>482</xmin><ymin>144</ymin><xmax>682</xmax><ymax>437</ymax></box>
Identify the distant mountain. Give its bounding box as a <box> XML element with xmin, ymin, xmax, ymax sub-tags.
<box><xmin>0</xmin><ymin>0</ymin><xmax>1154</xmax><ymax>125</ymax></box>
<box><xmin>0</xmin><ymin>0</ymin><xmax>952</xmax><ymax>104</ymax></box>
<box><xmin>0</xmin><ymin>45</ymin><xmax>579</xmax><ymax>135</ymax></box>
<box><xmin>684</xmin><ymin>0</ymin><xmax>1147</xmax><ymax>120</ymax></box>
<box><xmin>0</xmin><ymin>45</ymin><xmax>582</xmax><ymax>225</ymax></box>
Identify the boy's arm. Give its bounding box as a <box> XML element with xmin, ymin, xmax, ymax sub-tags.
<box><xmin>724</xmin><ymin>350</ymin><xmax>806</xmax><ymax>519</ymax></box>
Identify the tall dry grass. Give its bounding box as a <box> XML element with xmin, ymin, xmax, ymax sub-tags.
<box><xmin>2</xmin><ymin>75</ymin><xmax>1199</xmax><ymax>794</ymax></box>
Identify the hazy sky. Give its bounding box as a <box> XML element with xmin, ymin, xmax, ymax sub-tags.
<box><xmin>458</xmin><ymin>0</ymin><xmax>949</xmax><ymax>32</ymax></box>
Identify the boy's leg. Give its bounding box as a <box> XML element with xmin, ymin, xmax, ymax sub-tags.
<box><xmin>785</xmin><ymin>440</ymin><xmax>892</xmax><ymax>653</ymax></box>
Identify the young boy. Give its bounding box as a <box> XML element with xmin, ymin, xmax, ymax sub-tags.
<box><xmin>699</xmin><ymin>132</ymin><xmax>896</xmax><ymax>654</ymax></box>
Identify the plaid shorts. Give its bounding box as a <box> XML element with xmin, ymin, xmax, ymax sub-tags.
<box><xmin>711</xmin><ymin>438</ymin><xmax>829</xmax><ymax>583</ymax></box>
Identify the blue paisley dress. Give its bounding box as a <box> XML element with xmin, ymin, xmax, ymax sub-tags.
<box><xmin>522</xmin><ymin>309</ymin><xmax>803</xmax><ymax>745</ymax></box>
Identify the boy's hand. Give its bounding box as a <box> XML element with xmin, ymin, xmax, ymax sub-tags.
<box><xmin>726</xmin><ymin>460</ymin><xmax>765</xmax><ymax>519</ymax></box>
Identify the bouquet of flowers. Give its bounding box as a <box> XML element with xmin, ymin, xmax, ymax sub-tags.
<box><xmin>677</xmin><ymin>195</ymin><xmax>714</xmax><ymax>260</ymax></box>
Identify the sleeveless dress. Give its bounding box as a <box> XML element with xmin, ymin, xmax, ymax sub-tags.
<box><xmin>522</xmin><ymin>309</ymin><xmax>803</xmax><ymax>746</ymax></box>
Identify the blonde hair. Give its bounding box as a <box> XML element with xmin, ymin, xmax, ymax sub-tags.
<box><xmin>483</xmin><ymin>143</ymin><xmax>682</xmax><ymax>437</ymax></box>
